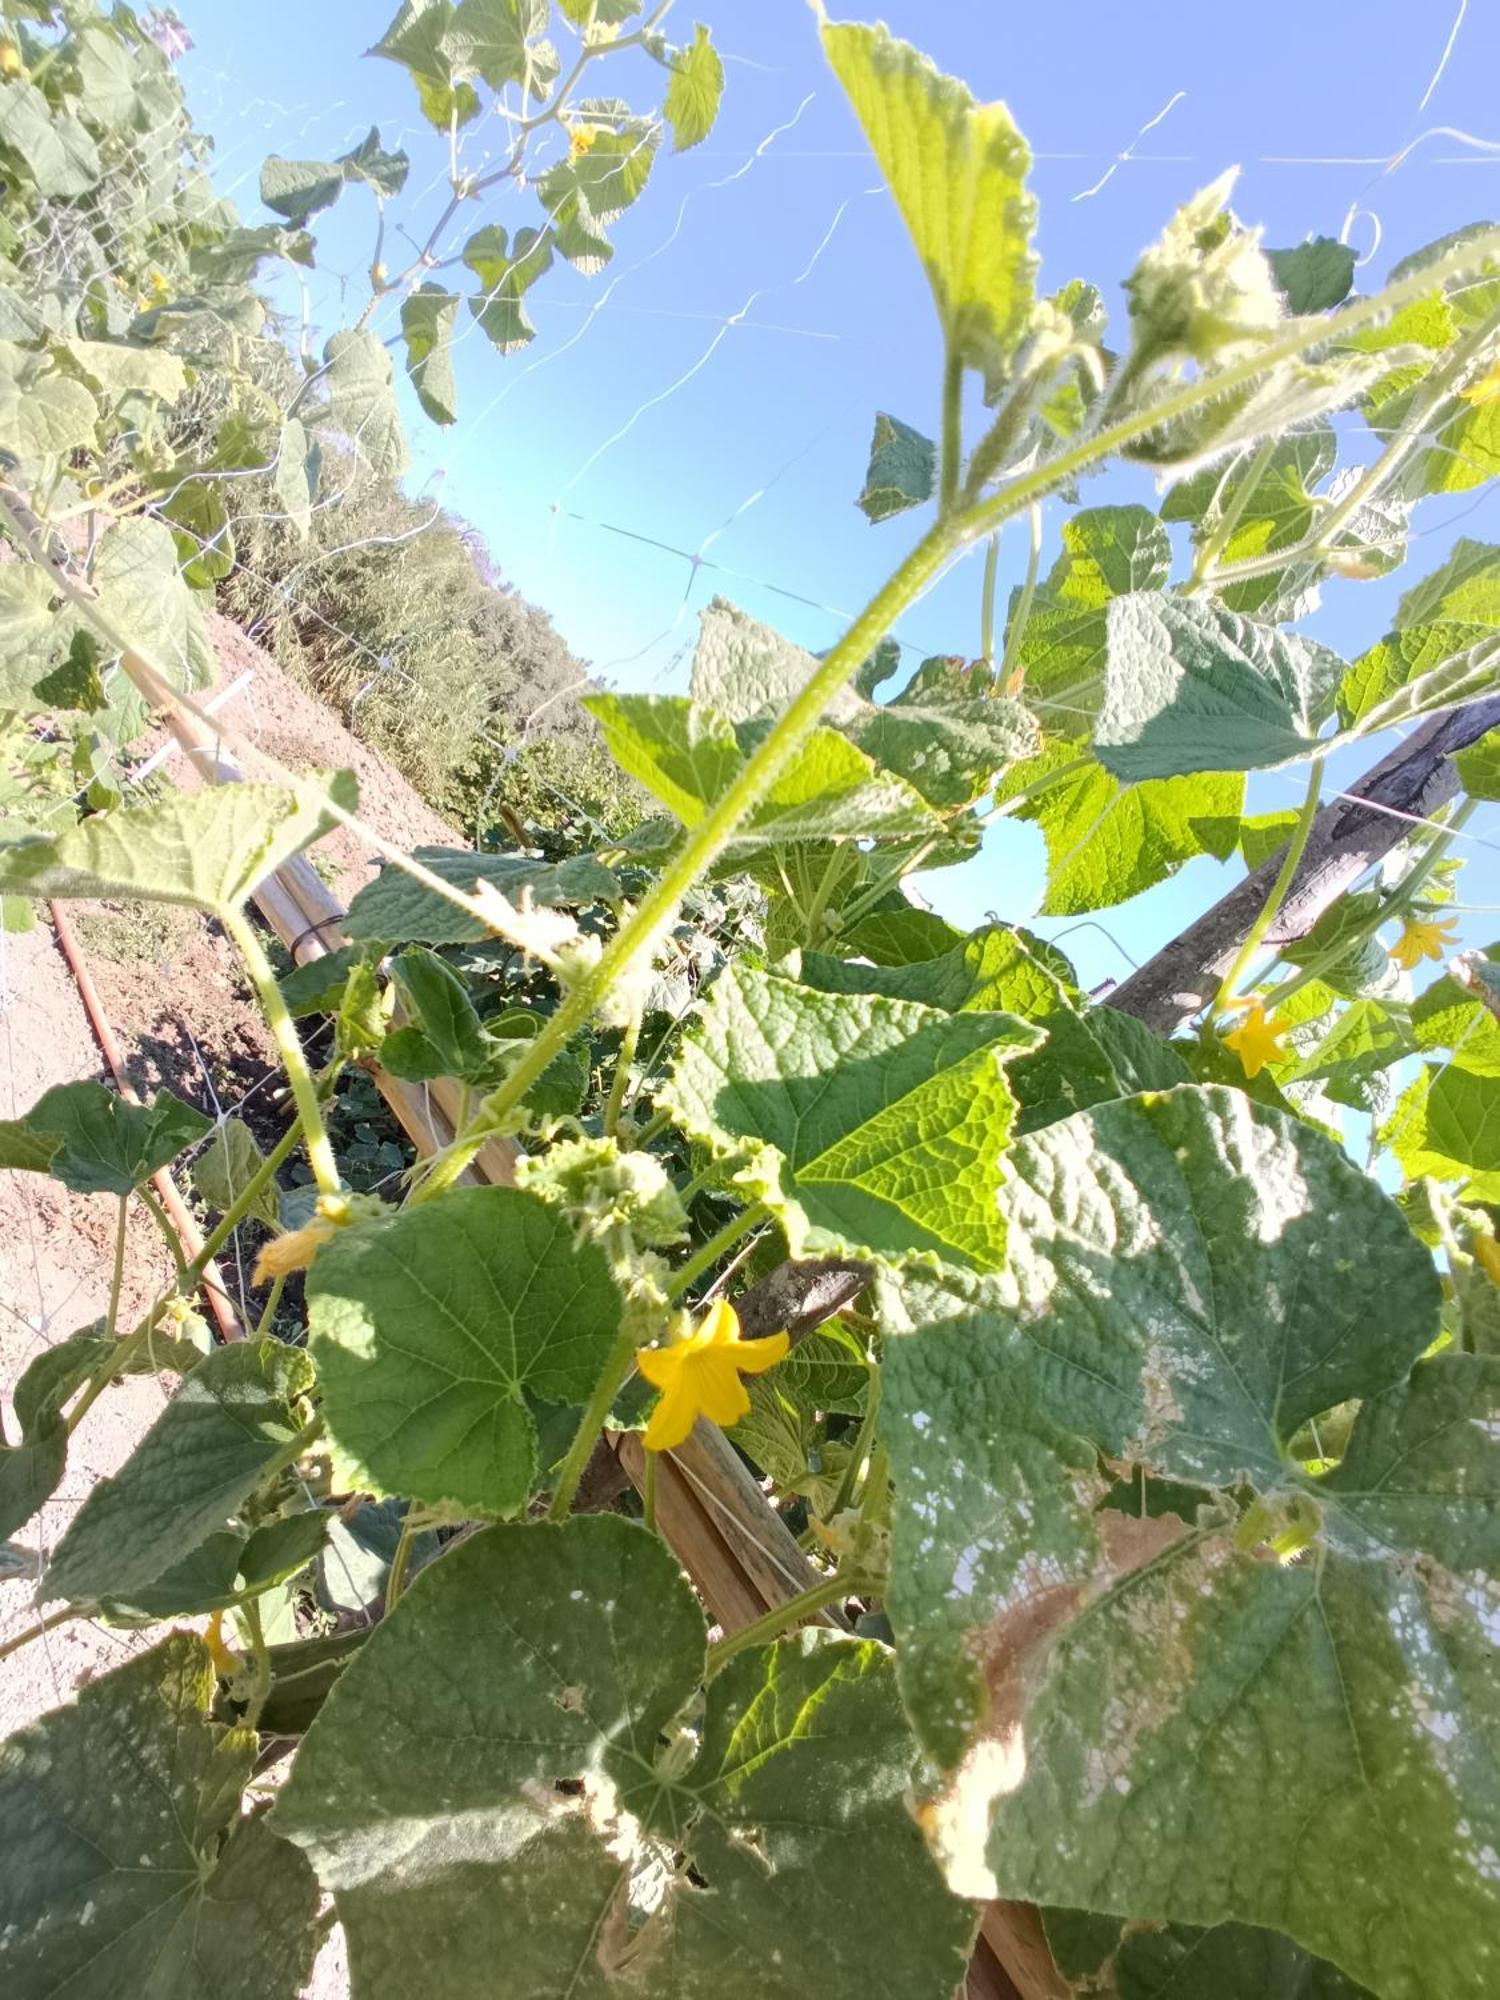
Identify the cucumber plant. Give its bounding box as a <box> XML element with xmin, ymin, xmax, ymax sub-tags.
<box><xmin>1</xmin><ymin>5</ymin><xmax>1499</xmax><ymax>1997</ymax></box>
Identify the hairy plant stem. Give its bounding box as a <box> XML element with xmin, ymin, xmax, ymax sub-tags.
<box><xmin>602</xmin><ymin>1008</ymin><xmax>642</xmax><ymax>1140</ymax></box>
<box><xmin>1210</xmin><ymin>301</ymin><xmax>1500</xmax><ymax>590</ymax></box>
<box><xmin>137</xmin><ymin>1183</ymin><xmax>188</xmax><ymax>1282</ymax></box>
<box><xmin>1211</xmin><ymin>755</ymin><xmax>1325</xmax><ymax>1019</ymax></box>
<box><xmin>194</xmin><ymin>1113</ymin><xmax>307</xmax><ymax>1275</ymax></box>
<box><xmin>704</xmin><ymin>1572</ymin><xmax>856</xmax><ymax>1676</ymax></box>
<box><xmin>1187</xmin><ymin>434</ymin><xmax>1278</xmax><ymax>590</ymax></box>
<box><xmin>253</xmin><ymin>1273</ymin><xmax>288</xmax><ymax>1339</ymax></box>
<box><xmin>104</xmin><ymin>1195</ymin><xmax>128</xmax><ymax>1341</ymax></box>
<box><xmin>979</xmin><ymin>532</ymin><xmax>1000</xmax><ymax>663</ymax></box>
<box><xmin>665</xmin><ymin>1205</ymin><xmax>768</xmax><ymax>1304</ymax></box>
<box><xmin>0</xmin><ymin>1603</ymin><xmax>76</xmax><ymax>1665</ymax></box>
<box><xmin>546</xmin><ymin>1325</ymin><xmax>641</xmax><ymax>1521</ymax></box>
<box><xmin>802</xmin><ymin>846</ymin><xmax>847</xmax><ymax>947</ymax></box>
<box><xmin>999</xmin><ymin>501</ymin><xmax>1042</xmax><ymax>688</ymax></box>
<box><xmin>940</xmin><ymin>345</ymin><xmax>964</xmax><ymax>511</ymax></box>
<box><xmin>384</xmin><ymin>1509</ymin><xmax>426</xmax><ymax>1615</ymax></box>
<box><xmin>223</xmin><ymin>911</ymin><xmax>340</xmax><ymax>1198</ymax></box>
<box><xmin>828</xmin><ymin>1369</ymin><xmax>882</xmax><ymax>1523</ymax></box>
<box><xmin>643</xmin><ymin>1448</ymin><xmax>659</xmax><ymax>1537</ymax></box>
<box><xmin>242</xmin><ymin>1596</ymin><xmax>271</xmax><ymax>1732</ymax></box>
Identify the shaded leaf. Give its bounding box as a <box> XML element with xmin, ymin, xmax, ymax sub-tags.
<box><xmin>0</xmin><ymin>1636</ymin><xmax>320</xmax><ymax>1998</ymax></box>
<box><xmin>1267</xmin><ymin>237</ymin><xmax>1357</xmax><ymax>313</ymax></box>
<box><xmin>1098</xmin><ymin>594</ymin><xmax>1342</xmax><ymax>779</ymax></box>
<box><xmin>400</xmin><ymin>283</ymin><xmax>459</xmax><ymax>425</ymax></box>
<box><xmin>857</xmin><ymin>409</ymin><xmax>936</xmax><ymax>523</ymax></box>
<box><xmin>323</xmin><ymin>327</ymin><xmax>409</xmax><ymax>479</ymax></box>
<box><xmin>272</xmin><ymin>1518</ymin><xmax>975</xmax><ymax>2000</ymax></box>
<box><xmin>41</xmin><ymin>1341</ymin><xmax>315</xmax><ymax>1607</ymax></box>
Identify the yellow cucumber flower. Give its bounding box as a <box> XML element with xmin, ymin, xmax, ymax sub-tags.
<box><xmin>1390</xmin><ymin>913</ymin><xmax>1459</xmax><ymax>970</ymax></box>
<box><xmin>0</xmin><ymin>41</ymin><xmax>21</xmax><ymax>78</ymax></box>
<box><xmin>1474</xmin><ymin>1234</ymin><xmax>1500</xmax><ymax>1287</ymax></box>
<box><xmin>252</xmin><ymin>1191</ymin><xmax>363</xmax><ymax>1284</ymax></box>
<box><xmin>1223</xmin><ymin>996</ymin><xmax>1292</xmax><ymax>1080</ymax></box>
<box><xmin>1460</xmin><ymin>359</ymin><xmax>1500</xmax><ymax>407</ymax></box>
<box><xmin>637</xmin><ymin>1298</ymin><xmax>789</xmax><ymax>1454</ymax></box>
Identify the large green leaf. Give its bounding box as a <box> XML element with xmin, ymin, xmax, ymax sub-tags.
<box><xmin>876</xmin><ymin>1087</ymin><xmax>1500</xmax><ymax>1999</ymax></box>
<box><xmin>1338</xmin><ymin>540</ymin><xmax>1500</xmax><ymax>725</ymax></box>
<box><xmin>857</xmin><ymin>409</ymin><xmax>936</xmax><ymax>522</ymax></box>
<box><xmin>0</xmin><ymin>774</ymin><xmax>356</xmax><ymax>915</ymax></box>
<box><xmin>463</xmin><ymin>220</ymin><xmax>553</xmax><ymax>350</ymax></box>
<box><xmin>400</xmin><ymin>283</ymin><xmax>459</xmax><ymax>425</ymax></box>
<box><xmin>0</xmin><ymin>566</ymin><xmax>60</xmax><ymax>710</ymax></box>
<box><xmin>92</xmin><ymin>516</ymin><xmax>216</xmax><ymax>694</ymax></box>
<box><xmin>1385</xmin><ymin>1063</ymin><xmax>1500</xmax><ymax>1200</ymax></box>
<box><xmin>343</xmin><ymin>843</ymin><xmax>619</xmax><ymax>943</ymax></box>
<box><xmin>1411</xmin><ymin>960</ymin><xmax>1500</xmax><ymax>1076</ymax></box>
<box><xmin>537</xmin><ymin>121</ymin><xmax>657</xmax><ymax>272</ymax></box>
<box><xmin>98</xmin><ymin>1508</ymin><xmax>331</xmax><ymax>1623</ymax></box>
<box><xmin>306</xmin><ymin>1186</ymin><xmax>623</xmax><ymax>1517</ymax></box>
<box><xmin>1006</xmin><ymin>506</ymin><xmax>1170</xmax><ymax>729</ymax></box>
<box><xmin>800</xmin><ymin>922</ymin><xmax>1125</xmax><ymax>1133</ymax></box>
<box><xmin>272</xmin><ymin>1518</ymin><xmax>975</xmax><ymax>1999</ymax></box>
<box><xmin>260</xmin><ymin>154</ymin><xmax>346</xmax><ymax>225</ymax></box>
<box><xmin>445</xmin><ymin>0</ymin><xmax>558</xmax><ymax>95</ymax></box>
<box><xmin>664</xmin><ymin>21</ymin><xmax>724</xmax><ymax>151</ymax></box>
<box><xmin>323</xmin><ymin>327</ymin><xmax>409</xmax><ymax>478</ymax></box>
<box><xmin>192</xmin><ymin>1116</ymin><xmax>278</xmax><ymax>1228</ymax></box>
<box><xmin>41</xmin><ymin>1341</ymin><xmax>315</xmax><ymax>1607</ymax></box>
<box><xmin>663</xmin><ymin>961</ymin><xmax>1040</xmax><ymax>1270</ymax></box>
<box><xmin>586</xmin><ymin>692</ymin><xmax>942</xmax><ymax>847</ymax></box>
<box><xmin>371</xmin><ymin>0</ymin><xmax>482</xmax><ymax>129</ymax></box>
<box><xmin>272</xmin><ymin>415</ymin><xmax>316</xmax><ymax>537</ymax></box>
<box><xmin>0</xmin><ymin>1079</ymin><xmax>211</xmax><ymax>1195</ymax></box>
<box><xmin>0</xmin><ymin>1636</ymin><xmax>319</xmax><ymax>1999</ymax></box>
<box><xmin>1097</xmin><ymin>594</ymin><xmax>1343</xmax><ymax>779</ymax></box>
<box><xmin>685</xmin><ymin>602</ymin><xmax>1033</xmax><ymax>812</ymax></box>
<box><xmin>1267</xmin><ymin>237</ymin><xmax>1357</xmax><ymax>313</ymax></box>
<box><xmin>820</xmin><ymin>19</ymin><xmax>1035</xmax><ymax>395</ymax></box>
<box><xmin>0</xmin><ymin>340</ymin><xmax>97</xmax><ymax>462</ymax></box>
<box><xmin>1045</xmin><ymin>1906</ymin><xmax>1373</xmax><ymax>1998</ymax></box>
<box><xmin>0</xmin><ymin>77</ymin><xmax>100</xmax><ymax>196</ymax></box>
<box><xmin>997</xmin><ymin>742</ymin><xmax>1243</xmax><ymax>915</ymax></box>
<box><xmin>851</xmin><ymin>652</ymin><xmax>1038</xmax><ymax>810</ymax></box>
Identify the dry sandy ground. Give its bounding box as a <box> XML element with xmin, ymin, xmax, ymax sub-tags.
<box><xmin>1</xmin><ymin>613</ymin><xmax>467</xmax><ymax>1993</ymax></box>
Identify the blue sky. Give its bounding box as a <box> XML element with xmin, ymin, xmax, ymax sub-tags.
<box><xmin>172</xmin><ymin>2</ymin><xmax>1500</xmax><ymax>982</ymax></box>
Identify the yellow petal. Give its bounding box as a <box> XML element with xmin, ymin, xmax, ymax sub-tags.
<box><xmin>1460</xmin><ymin>359</ymin><xmax>1500</xmax><ymax>406</ymax></box>
<box><xmin>252</xmin><ymin>1219</ymin><xmax>334</xmax><ymax>1285</ymax></box>
<box><xmin>693</xmin><ymin>1353</ymin><xmax>752</xmax><ymax>1430</ymax></box>
<box><xmin>1475</xmin><ymin>1235</ymin><xmax>1500</xmax><ymax>1286</ymax></box>
<box><xmin>700</xmin><ymin>1297</ymin><xmax>740</xmax><ymax>1346</ymax></box>
<box><xmin>644</xmin><ymin>1375</ymin><xmax>700</xmax><ymax>1452</ymax></box>
<box><xmin>734</xmin><ymin>1330</ymin><xmax>790</xmax><ymax>1374</ymax></box>
<box><xmin>204</xmin><ymin>1611</ymin><xmax>238</xmax><ymax>1676</ymax></box>
<box><xmin>636</xmin><ymin>1343</ymin><xmax>683</xmax><ymax>1391</ymax></box>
